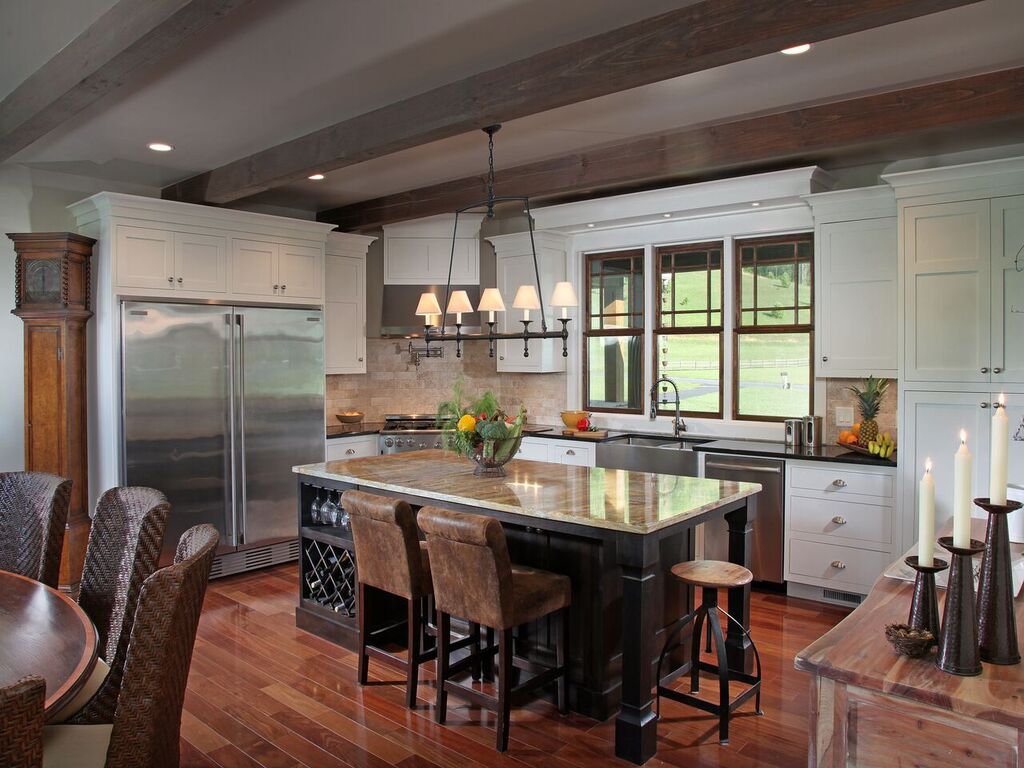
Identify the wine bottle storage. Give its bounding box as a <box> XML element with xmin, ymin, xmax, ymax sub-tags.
<box><xmin>302</xmin><ymin>538</ymin><xmax>357</xmax><ymax>617</ymax></box>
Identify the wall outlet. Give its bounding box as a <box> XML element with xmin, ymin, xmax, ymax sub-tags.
<box><xmin>835</xmin><ymin>406</ymin><xmax>855</xmax><ymax>428</ymax></box>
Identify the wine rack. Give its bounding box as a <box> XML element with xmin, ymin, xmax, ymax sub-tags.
<box><xmin>302</xmin><ymin>539</ymin><xmax>357</xmax><ymax>617</ymax></box>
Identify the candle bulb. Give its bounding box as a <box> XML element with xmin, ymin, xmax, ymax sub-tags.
<box><xmin>953</xmin><ymin>429</ymin><xmax>973</xmax><ymax>548</ymax></box>
<box><xmin>991</xmin><ymin>393</ymin><xmax>1009</xmax><ymax>505</ymax></box>
<box><xmin>919</xmin><ymin>459</ymin><xmax>935</xmax><ymax>567</ymax></box>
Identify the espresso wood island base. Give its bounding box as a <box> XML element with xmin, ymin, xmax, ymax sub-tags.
<box><xmin>293</xmin><ymin>450</ymin><xmax>760</xmax><ymax>764</ymax></box>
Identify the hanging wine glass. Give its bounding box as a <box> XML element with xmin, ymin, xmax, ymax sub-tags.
<box><xmin>339</xmin><ymin>498</ymin><xmax>350</xmax><ymax>529</ymax></box>
<box><xmin>310</xmin><ymin>487</ymin><xmax>323</xmax><ymax>525</ymax></box>
<box><xmin>322</xmin><ymin>492</ymin><xmax>339</xmax><ymax>527</ymax></box>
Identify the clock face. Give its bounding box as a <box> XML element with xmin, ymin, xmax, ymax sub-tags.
<box><xmin>24</xmin><ymin>258</ymin><xmax>61</xmax><ymax>304</ymax></box>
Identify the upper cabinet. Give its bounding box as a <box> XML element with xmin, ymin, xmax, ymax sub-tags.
<box><xmin>69</xmin><ymin>192</ymin><xmax>335</xmax><ymax>305</ymax></box>
<box><xmin>487</xmin><ymin>231</ymin><xmax>569</xmax><ymax>374</ymax></box>
<box><xmin>383</xmin><ymin>213</ymin><xmax>484</xmax><ymax>285</ymax></box>
<box><xmin>991</xmin><ymin>195</ymin><xmax>1024</xmax><ymax>384</ymax></box>
<box><xmin>324</xmin><ymin>232</ymin><xmax>376</xmax><ymax>375</ymax></box>
<box><xmin>804</xmin><ymin>187</ymin><xmax>897</xmax><ymax>378</ymax></box>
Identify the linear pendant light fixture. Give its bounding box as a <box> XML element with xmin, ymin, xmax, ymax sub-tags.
<box><xmin>414</xmin><ymin>124</ymin><xmax>577</xmax><ymax>359</ymax></box>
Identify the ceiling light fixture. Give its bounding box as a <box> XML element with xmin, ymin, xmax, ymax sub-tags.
<box><xmin>414</xmin><ymin>125</ymin><xmax>575</xmax><ymax>360</ymax></box>
<box><xmin>587</xmin><ymin>223</ymin><xmax>596</xmax><ymax>228</ymax></box>
<box><xmin>780</xmin><ymin>43</ymin><xmax>811</xmax><ymax>55</ymax></box>
<box><xmin>662</xmin><ymin>213</ymin><xmax>672</xmax><ymax>218</ymax></box>
<box><xmin>147</xmin><ymin>142</ymin><xmax>174</xmax><ymax>152</ymax></box>
<box><xmin>308</xmin><ymin>173</ymin><xmax>325</xmax><ymax>181</ymax></box>
<box><xmin>751</xmin><ymin>201</ymin><xmax>761</xmax><ymax>207</ymax></box>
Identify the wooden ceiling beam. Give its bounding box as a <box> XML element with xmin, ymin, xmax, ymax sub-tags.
<box><xmin>162</xmin><ymin>0</ymin><xmax>980</xmax><ymax>204</ymax></box>
<box><xmin>0</xmin><ymin>0</ymin><xmax>255</xmax><ymax>162</ymax></box>
<box><xmin>317</xmin><ymin>67</ymin><xmax>1024</xmax><ymax>230</ymax></box>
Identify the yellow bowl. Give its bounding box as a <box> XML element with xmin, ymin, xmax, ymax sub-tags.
<box><xmin>336</xmin><ymin>411</ymin><xmax>364</xmax><ymax>424</ymax></box>
<box><xmin>560</xmin><ymin>410</ymin><xmax>590</xmax><ymax>429</ymax></box>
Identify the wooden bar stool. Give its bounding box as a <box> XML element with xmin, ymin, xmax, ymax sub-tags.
<box><xmin>656</xmin><ymin>560</ymin><xmax>763</xmax><ymax>745</ymax></box>
<box><xmin>418</xmin><ymin>506</ymin><xmax>571</xmax><ymax>752</ymax></box>
<box><xmin>343</xmin><ymin>490</ymin><xmax>439</xmax><ymax>708</ymax></box>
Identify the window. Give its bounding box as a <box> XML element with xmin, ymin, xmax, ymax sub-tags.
<box><xmin>583</xmin><ymin>250</ymin><xmax>644</xmax><ymax>413</ymax></box>
<box><xmin>654</xmin><ymin>242</ymin><xmax>723</xmax><ymax>417</ymax></box>
<box><xmin>733</xmin><ymin>234</ymin><xmax>814</xmax><ymax>420</ymax></box>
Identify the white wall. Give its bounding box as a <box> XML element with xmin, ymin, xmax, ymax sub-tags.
<box><xmin>0</xmin><ymin>166</ymin><xmax>157</xmax><ymax>470</ymax></box>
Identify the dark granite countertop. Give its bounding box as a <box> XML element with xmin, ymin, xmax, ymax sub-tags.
<box><xmin>326</xmin><ymin>422</ymin><xmax>385</xmax><ymax>439</ymax></box>
<box><xmin>521</xmin><ymin>425</ymin><xmax>631</xmax><ymax>442</ymax></box>
<box><xmin>693</xmin><ymin>439</ymin><xmax>897</xmax><ymax>467</ymax></box>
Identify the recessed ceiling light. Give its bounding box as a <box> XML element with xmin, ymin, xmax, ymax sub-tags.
<box><xmin>662</xmin><ymin>213</ymin><xmax>672</xmax><ymax>218</ymax></box>
<box><xmin>308</xmin><ymin>173</ymin><xmax>325</xmax><ymax>181</ymax></box>
<box><xmin>586</xmin><ymin>223</ymin><xmax>595</xmax><ymax>228</ymax></box>
<box><xmin>780</xmin><ymin>43</ymin><xmax>811</xmax><ymax>56</ymax></box>
<box><xmin>751</xmin><ymin>202</ymin><xmax>761</xmax><ymax>207</ymax></box>
<box><xmin>147</xmin><ymin>142</ymin><xmax>174</xmax><ymax>152</ymax></box>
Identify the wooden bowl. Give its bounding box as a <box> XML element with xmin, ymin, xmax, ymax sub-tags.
<box><xmin>336</xmin><ymin>411</ymin><xmax>364</xmax><ymax>424</ymax></box>
<box><xmin>885</xmin><ymin>623</ymin><xmax>934</xmax><ymax>658</ymax></box>
<box><xmin>560</xmin><ymin>410</ymin><xmax>589</xmax><ymax>429</ymax></box>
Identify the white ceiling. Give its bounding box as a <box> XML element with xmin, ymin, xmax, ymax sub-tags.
<box><xmin>4</xmin><ymin>0</ymin><xmax>1024</xmax><ymax>213</ymax></box>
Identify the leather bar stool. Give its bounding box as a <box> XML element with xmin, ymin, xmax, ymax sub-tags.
<box><xmin>343</xmin><ymin>490</ymin><xmax>439</xmax><ymax>708</ymax></box>
<box><xmin>418</xmin><ymin>507</ymin><xmax>571</xmax><ymax>752</ymax></box>
<box><xmin>656</xmin><ymin>560</ymin><xmax>763</xmax><ymax>745</ymax></box>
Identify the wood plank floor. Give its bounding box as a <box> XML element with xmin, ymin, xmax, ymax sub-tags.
<box><xmin>182</xmin><ymin>564</ymin><xmax>849</xmax><ymax>768</ymax></box>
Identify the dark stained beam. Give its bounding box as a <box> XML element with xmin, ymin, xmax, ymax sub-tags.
<box><xmin>163</xmin><ymin>0</ymin><xmax>980</xmax><ymax>204</ymax></box>
<box><xmin>317</xmin><ymin>67</ymin><xmax>1024</xmax><ymax>230</ymax></box>
<box><xmin>0</xmin><ymin>0</ymin><xmax>254</xmax><ymax>162</ymax></box>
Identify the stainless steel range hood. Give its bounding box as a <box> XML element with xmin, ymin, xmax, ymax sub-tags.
<box><xmin>380</xmin><ymin>284</ymin><xmax>482</xmax><ymax>337</ymax></box>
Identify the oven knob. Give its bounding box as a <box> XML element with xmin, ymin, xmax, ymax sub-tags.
<box><xmin>395</xmin><ymin>438</ymin><xmax>403</xmax><ymax>448</ymax></box>
<box><xmin>383</xmin><ymin>437</ymin><xmax>394</xmax><ymax>448</ymax></box>
<box><xmin>419</xmin><ymin>441</ymin><xmax>426</xmax><ymax>449</ymax></box>
<box><xmin>434</xmin><ymin>439</ymin><xmax>442</xmax><ymax>449</ymax></box>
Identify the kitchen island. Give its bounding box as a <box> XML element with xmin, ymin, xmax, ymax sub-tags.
<box><xmin>294</xmin><ymin>450</ymin><xmax>760</xmax><ymax>764</ymax></box>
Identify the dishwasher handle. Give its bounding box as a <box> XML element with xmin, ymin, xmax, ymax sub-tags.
<box><xmin>705</xmin><ymin>460</ymin><xmax>782</xmax><ymax>475</ymax></box>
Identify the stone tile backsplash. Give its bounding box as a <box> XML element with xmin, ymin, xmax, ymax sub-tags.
<box><xmin>823</xmin><ymin>377</ymin><xmax>898</xmax><ymax>444</ymax></box>
<box><xmin>326</xmin><ymin>339</ymin><xmax>567</xmax><ymax>425</ymax></box>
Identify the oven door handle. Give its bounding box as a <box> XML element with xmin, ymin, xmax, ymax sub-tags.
<box><xmin>704</xmin><ymin>461</ymin><xmax>782</xmax><ymax>475</ymax></box>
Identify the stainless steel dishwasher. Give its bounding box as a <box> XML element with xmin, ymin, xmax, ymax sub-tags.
<box><xmin>702</xmin><ymin>454</ymin><xmax>785</xmax><ymax>585</ymax></box>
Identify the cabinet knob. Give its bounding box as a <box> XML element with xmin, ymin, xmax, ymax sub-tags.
<box><xmin>499</xmin><ymin>356</ymin><xmax>505</xmax><ymax>361</ymax></box>
<box><xmin>177</xmin><ymin>277</ymin><xmax>183</xmax><ymax>283</ymax></box>
<box><xmin>167</xmin><ymin>276</ymin><xmax>173</xmax><ymax>283</ymax></box>
<box><xmin>981</xmin><ymin>402</ymin><xmax>990</xmax><ymax>408</ymax></box>
<box><xmin>357</xmin><ymin>357</ymin><xmax>363</xmax><ymax>362</ymax></box>
<box><xmin>830</xmin><ymin>560</ymin><xmax>846</xmax><ymax>570</ymax></box>
<box><xmin>273</xmin><ymin>284</ymin><xmax>279</xmax><ymax>290</ymax></box>
<box><xmin>831</xmin><ymin>516</ymin><xmax>847</xmax><ymax>525</ymax></box>
<box><xmin>994</xmin><ymin>367</ymin><xmax>1003</xmax><ymax>374</ymax></box>
<box><xmin>981</xmin><ymin>367</ymin><xmax>989</xmax><ymax>373</ymax></box>
<box><xmin>281</xmin><ymin>284</ymin><xmax>287</xmax><ymax>291</ymax></box>
<box><xmin>832</xmin><ymin>479</ymin><xmax>847</xmax><ymax>488</ymax></box>
<box><xmin>345</xmin><ymin>448</ymin><xmax>355</xmax><ymax>455</ymax></box>
<box><xmin>566</xmin><ymin>449</ymin><xmax>576</xmax><ymax>456</ymax></box>
<box><xmin>822</xmin><ymin>355</ymin><xmax>828</xmax><ymax>362</ymax></box>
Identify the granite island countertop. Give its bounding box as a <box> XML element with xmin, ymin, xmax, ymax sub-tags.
<box><xmin>294</xmin><ymin>450</ymin><xmax>760</xmax><ymax>535</ymax></box>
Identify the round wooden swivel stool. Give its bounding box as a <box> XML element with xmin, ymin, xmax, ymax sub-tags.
<box><xmin>655</xmin><ymin>560</ymin><xmax>763</xmax><ymax>745</ymax></box>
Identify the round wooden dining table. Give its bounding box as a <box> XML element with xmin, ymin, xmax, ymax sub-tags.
<box><xmin>0</xmin><ymin>570</ymin><xmax>98</xmax><ymax>717</ymax></box>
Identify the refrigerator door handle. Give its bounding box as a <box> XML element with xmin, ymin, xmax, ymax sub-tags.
<box><xmin>225</xmin><ymin>312</ymin><xmax>238</xmax><ymax>547</ymax></box>
<box><xmin>235</xmin><ymin>313</ymin><xmax>247</xmax><ymax>546</ymax></box>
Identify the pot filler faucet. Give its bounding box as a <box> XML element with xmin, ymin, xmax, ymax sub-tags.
<box><xmin>650</xmin><ymin>376</ymin><xmax>687</xmax><ymax>436</ymax></box>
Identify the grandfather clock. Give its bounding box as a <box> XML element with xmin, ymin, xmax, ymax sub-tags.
<box><xmin>8</xmin><ymin>232</ymin><xmax>95</xmax><ymax>590</ymax></box>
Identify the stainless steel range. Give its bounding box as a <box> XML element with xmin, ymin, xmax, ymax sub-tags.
<box><xmin>378</xmin><ymin>414</ymin><xmax>445</xmax><ymax>454</ymax></box>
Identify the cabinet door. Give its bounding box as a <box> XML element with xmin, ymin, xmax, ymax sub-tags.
<box><xmin>817</xmin><ymin>217</ymin><xmax>897</xmax><ymax>377</ymax></box>
<box><xmin>550</xmin><ymin>442</ymin><xmax>593</xmax><ymax>466</ymax></box>
<box><xmin>995</xmin><ymin>390</ymin><xmax>1024</xmax><ymax>496</ymax></box>
<box><xmin>495</xmin><ymin>252</ymin><xmax>566</xmax><ymax>373</ymax></box>
<box><xmin>231</xmin><ymin>239</ymin><xmax>278</xmax><ymax>296</ymax></box>
<box><xmin>324</xmin><ymin>255</ymin><xmax>365</xmax><ymax>374</ymax></box>
<box><xmin>901</xmin><ymin>391</ymin><xmax>991</xmax><ymax>551</ymax></box>
<box><xmin>115</xmin><ymin>226</ymin><xmax>174</xmax><ymax>290</ymax></box>
<box><xmin>173</xmin><ymin>232</ymin><xmax>226</xmax><ymax>293</ymax></box>
<box><xmin>904</xmin><ymin>201</ymin><xmax>991</xmax><ymax>383</ymax></box>
<box><xmin>515</xmin><ymin>437</ymin><xmax>550</xmax><ymax>462</ymax></box>
<box><xmin>325</xmin><ymin>436</ymin><xmax>378</xmax><ymax>461</ymax></box>
<box><xmin>991</xmin><ymin>196</ymin><xmax>1024</xmax><ymax>385</ymax></box>
<box><xmin>384</xmin><ymin>237</ymin><xmax>478</xmax><ymax>284</ymax></box>
<box><xmin>279</xmin><ymin>243</ymin><xmax>323</xmax><ymax>300</ymax></box>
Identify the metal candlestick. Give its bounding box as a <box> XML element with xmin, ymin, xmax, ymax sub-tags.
<box><xmin>557</xmin><ymin>317</ymin><xmax>570</xmax><ymax>357</ymax></box>
<box><xmin>936</xmin><ymin>536</ymin><xmax>985</xmax><ymax>676</ymax></box>
<box><xmin>520</xmin><ymin>319</ymin><xmax>532</xmax><ymax>358</ymax></box>
<box><xmin>906</xmin><ymin>555</ymin><xmax>948</xmax><ymax>643</ymax></box>
<box><xmin>975</xmin><ymin>497</ymin><xmax>1023</xmax><ymax>665</ymax></box>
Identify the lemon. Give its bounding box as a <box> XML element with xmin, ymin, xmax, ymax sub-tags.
<box><xmin>457</xmin><ymin>414</ymin><xmax>477</xmax><ymax>432</ymax></box>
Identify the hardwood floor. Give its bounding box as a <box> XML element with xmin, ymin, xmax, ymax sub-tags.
<box><xmin>183</xmin><ymin>564</ymin><xmax>849</xmax><ymax>768</ymax></box>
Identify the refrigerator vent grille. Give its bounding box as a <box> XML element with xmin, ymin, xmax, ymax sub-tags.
<box><xmin>210</xmin><ymin>538</ymin><xmax>300</xmax><ymax>580</ymax></box>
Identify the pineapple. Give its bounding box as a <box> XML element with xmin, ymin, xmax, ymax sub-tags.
<box><xmin>848</xmin><ymin>377</ymin><xmax>888</xmax><ymax>447</ymax></box>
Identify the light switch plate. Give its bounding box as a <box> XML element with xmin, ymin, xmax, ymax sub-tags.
<box><xmin>835</xmin><ymin>406</ymin><xmax>855</xmax><ymax>428</ymax></box>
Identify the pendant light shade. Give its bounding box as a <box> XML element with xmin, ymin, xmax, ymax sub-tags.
<box><xmin>550</xmin><ymin>281</ymin><xmax>578</xmax><ymax>308</ymax></box>
<box><xmin>446</xmin><ymin>290</ymin><xmax>473</xmax><ymax>315</ymax></box>
<box><xmin>512</xmin><ymin>285</ymin><xmax>541</xmax><ymax>310</ymax></box>
<box><xmin>477</xmin><ymin>288</ymin><xmax>506</xmax><ymax>313</ymax></box>
<box><xmin>415</xmin><ymin>292</ymin><xmax>442</xmax><ymax>317</ymax></box>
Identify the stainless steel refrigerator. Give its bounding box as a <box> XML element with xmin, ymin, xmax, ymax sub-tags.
<box><xmin>121</xmin><ymin>302</ymin><xmax>324</xmax><ymax>566</ymax></box>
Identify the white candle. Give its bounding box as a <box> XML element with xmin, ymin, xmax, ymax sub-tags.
<box><xmin>919</xmin><ymin>459</ymin><xmax>935</xmax><ymax>566</ymax></box>
<box><xmin>455</xmin><ymin>312</ymin><xmax>463</xmax><ymax>325</ymax></box>
<box><xmin>990</xmin><ymin>393</ymin><xmax>1009</xmax><ymax>505</ymax></box>
<box><xmin>523</xmin><ymin>308</ymin><xmax>530</xmax><ymax>321</ymax></box>
<box><xmin>561</xmin><ymin>306</ymin><xmax>568</xmax><ymax>319</ymax></box>
<box><xmin>953</xmin><ymin>429</ymin><xmax>973</xmax><ymax>548</ymax></box>
<box><xmin>488</xmin><ymin>310</ymin><xmax>495</xmax><ymax>323</ymax></box>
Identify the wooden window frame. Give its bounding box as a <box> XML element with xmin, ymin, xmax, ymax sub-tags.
<box><xmin>583</xmin><ymin>249</ymin><xmax>645</xmax><ymax>415</ymax></box>
<box><xmin>653</xmin><ymin>241</ymin><xmax>724</xmax><ymax>419</ymax></box>
<box><xmin>732</xmin><ymin>233</ymin><xmax>815</xmax><ymax>422</ymax></box>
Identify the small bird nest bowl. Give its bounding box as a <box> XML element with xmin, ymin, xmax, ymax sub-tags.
<box><xmin>885</xmin><ymin>623</ymin><xmax>934</xmax><ymax>658</ymax></box>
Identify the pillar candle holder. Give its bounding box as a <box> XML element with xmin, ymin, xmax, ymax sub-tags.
<box><xmin>975</xmin><ymin>497</ymin><xmax>1023</xmax><ymax>665</ymax></box>
<box><xmin>905</xmin><ymin>555</ymin><xmax>948</xmax><ymax>643</ymax></box>
<box><xmin>936</xmin><ymin>536</ymin><xmax>985</xmax><ymax>676</ymax></box>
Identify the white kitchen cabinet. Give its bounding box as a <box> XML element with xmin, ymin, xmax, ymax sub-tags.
<box><xmin>992</xmin><ymin>195</ymin><xmax>1024</xmax><ymax>385</ymax></box>
<box><xmin>515</xmin><ymin>437</ymin><xmax>551</xmax><ymax>462</ymax></box>
<box><xmin>488</xmin><ymin>231</ymin><xmax>569</xmax><ymax>373</ymax></box>
<box><xmin>323</xmin><ymin>232</ymin><xmax>374</xmax><ymax>374</ymax></box>
<box><xmin>382</xmin><ymin>213</ymin><xmax>484</xmax><ymax>285</ymax></box>
<box><xmin>173</xmin><ymin>231</ymin><xmax>227</xmax><ymax>293</ymax></box>
<box><xmin>231</xmin><ymin>239</ymin><xmax>279</xmax><ymax>297</ymax></box>
<box><xmin>903</xmin><ymin>200</ymin><xmax>992</xmax><ymax>383</ymax></box>
<box><xmin>325</xmin><ymin>434</ymin><xmax>379</xmax><ymax>461</ymax></box>
<box><xmin>279</xmin><ymin>243</ymin><xmax>322</xmax><ymax>299</ymax></box>
<box><xmin>115</xmin><ymin>226</ymin><xmax>174</xmax><ymax>290</ymax></box>
<box><xmin>549</xmin><ymin>441</ymin><xmax>594</xmax><ymax>467</ymax></box>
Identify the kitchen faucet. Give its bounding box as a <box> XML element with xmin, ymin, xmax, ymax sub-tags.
<box><xmin>650</xmin><ymin>376</ymin><xmax>686</xmax><ymax>436</ymax></box>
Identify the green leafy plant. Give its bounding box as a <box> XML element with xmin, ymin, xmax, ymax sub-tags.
<box><xmin>436</xmin><ymin>378</ymin><xmax>527</xmax><ymax>469</ymax></box>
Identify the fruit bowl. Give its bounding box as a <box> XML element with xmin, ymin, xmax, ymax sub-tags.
<box><xmin>467</xmin><ymin>436</ymin><xmax>524</xmax><ymax>477</ymax></box>
<box><xmin>837</xmin><ymin>441</ymin><xmax>897</xmax><ymax>463</ymax></box>
<box><xmin>336</xmin><ymin>411</ymin><xmax>364</xmax><ymax>424</ymax></box>
<box><xmin>560</xmin><ymin>410</ymin><xmax>590</xmax><ymax>429</ymax></box>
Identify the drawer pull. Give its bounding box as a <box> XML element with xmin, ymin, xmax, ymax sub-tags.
<box><xmin>981</xmin><ymin>367</ymin><xmax>989</xmax><ymax>374</ymax></box>
<box><xmin>565</xmin><ymin>449</ymin><xmax>576</xmax><ymax>456</ymax></box>
<box><xmin>994</xmin><ymin>367</ymin><xmax>1003</xmax><ymax>374</ymax></box>
<box><xmin>831</xmin><ymin>516</ymin><xmax>847</xmax><ymax>525</ymax></box>
<box><xmin>981</xmin><ymin>402</ymin><xmax>990</xmax><ymax>409</ymax></box>
<box><xmin>345</xmin><ymin>448</ymin><xmax>356</xmax><ymax>455</ymax></box>
<box><xmin>832</xmin><ymin>479</ymin><xmax>848</xmax><ymax>488</ymax></box>
<box><xmin>830</xmin><ymin>560</ymin><xmax>846</xmax><ymax>570</ymax></box>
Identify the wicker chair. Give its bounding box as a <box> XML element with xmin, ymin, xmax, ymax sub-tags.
<box><xmin>0</xmin><ymin>472</ymin><xmax>72</xmax><ymax>588</ymax></box>
<box><xmin>42</xmin><ymin>524</ymin><xmax>220</xmax><ymax>768</ymax></box>
<box><xmin>67</xmin><ymin>487</ymin><xmax>170</xmax><ymax>725</ymax></box>
<box><xmin>0</xmin><ymin>676</ymin><xmax>44</xmax><ymax>768</ymax></box>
